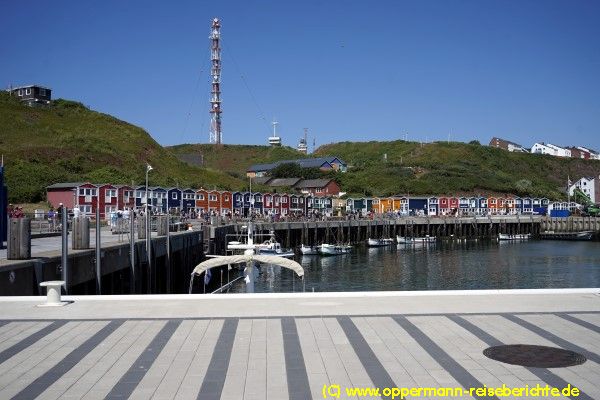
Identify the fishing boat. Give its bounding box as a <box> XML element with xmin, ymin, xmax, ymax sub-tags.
<box><xmin>539</xmin><ymin>231</ymin><xmax>594</xmax><ymax>241</ymax></box>
<box><xmin>300</xmin><ymin>244</ymin><xmax>319</xmax><ymax>255</ymax></box>
<box><xmin>396</xmin><ymin>235</ymin><xmax>436</xmax><ymax>244</ymax></box>
<box><xmin>319</xmin><ymin>243</ymin><xmax>352</xmax><ymax>256</ymax></box>
<box><xmin>367</xmin><ymin>238</ymin><xmax>395</xmax><ymax>247</ymax></box>
<box><xmin>498</xmin><ymin>233</ymin><xmax>531</xmax><ymax>241</ymax></box>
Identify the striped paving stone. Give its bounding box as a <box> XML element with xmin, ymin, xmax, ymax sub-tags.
<box><xmin>410</xmin><ymin>316</ymin><xmax>509</xmax><ymax>389</ymax></box>
<box><xmin>78</xmin><ymin>321</ymin><xmax>166</xmax><ymax>400</ymax></box>
<box><xmin>295</xmin><ymin>318</ymin><xmax>330</xmax><ymax>398</ymax></box>
<box><xmin>0</xmin><ymin>313</ymin><xmax>597</xmax><ymax>399</ymax></box>
<box><xmin>173</xmin><ymin>319</ymin><xmax>225</xmax><ymax>399</ymax></box>
<box><xmin>127</xmin><ymin>320</ymin><xmax>200</xmax><ymax>399</ymax></box>
<box><xmin>145</xmin><ymin>319</ymin><xmax>217</xmax><ymax>400</ymax></box>
<box><xmin>0</xmin><ymin>321</ymin><xmax>100</xmax><ymax>399</ymax></box>
<box><xmin>471</xmin><ymin>315</ymin><xmax>600</xmax><ymax>397</ymax></box>
<box><xmin>265</xmin><ymin>318</ymin><xmax>288</xmax><ymax>400</ymax></box>
<box><xmin>568</xmin><ymin>313</ymin><xmax>600</xmax><ymax>329</ymax></box>
<box><xmin>0</xmin><ymin>322</ymin><xmax>51</xmax><ymax>353</ymax></box>
<box><xmin>220</xmin><ymin>319</ymin><xmax>252</xmax><ymax>400</ymax></box>
<box><xmin>448</xmin><ymin>314</ymin><xmax>595</xmax><ymax>400</ymax></box>
<box><xmin>35</xmin><ymin>320</ymin><xmax>140</xmax><ymax>400</ymax></box>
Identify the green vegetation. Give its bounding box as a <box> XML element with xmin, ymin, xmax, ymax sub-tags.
<box><xmin>168</xmin><ymin>143</ymin><xmax>304</xmax><ymax>179</ymax></box>
<box><xmin>269</xmin><ymin>162</ymin><xmax>336</xmax><ymax>181</ymax></box>
<box><xmin>0</xmin><ymin>92</ymin><xmax>243</xmax><ymax>202</ymax></box>
<box><xmin>314</xmin><ymin>140</ymin><xmax>600</xmax><ymax>199</ymax></box>
<box><xmin>3</xmin><ymin>90</ymin><xmax>598</xmax><ymax>203</ymax></box>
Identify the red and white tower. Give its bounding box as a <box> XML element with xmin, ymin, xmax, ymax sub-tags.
<box><xmin>209</xmin><ymin>18</ymin><xmax>222</xmax><ymax>144</ymax></box>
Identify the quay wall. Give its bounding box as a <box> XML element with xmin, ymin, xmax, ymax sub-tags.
<box><xmin>0</xmin><ymin>230</ymin><xmax>203</xmax><ymax>296</ymax></box>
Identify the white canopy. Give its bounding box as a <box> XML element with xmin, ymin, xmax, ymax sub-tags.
<box><xmin>192</xmin><ymin>254</ymin><xmax>304</xmax><ymax>277</ymax></box>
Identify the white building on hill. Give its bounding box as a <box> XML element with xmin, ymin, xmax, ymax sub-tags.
<box><xmin>531</xmin><ymin>143</ymin><xmax>571</xmax><ymax>157</ymax></box>
<box><xmin>569</xmin><ymin>176</ymin><xmax>599</xmax><ymax>204</ymax></box>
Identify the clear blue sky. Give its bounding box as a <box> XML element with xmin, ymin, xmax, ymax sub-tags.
<box><xmin>2</xmin><ymin>0</ymin><xmax>599</xmax><ymax>149</ymax></box>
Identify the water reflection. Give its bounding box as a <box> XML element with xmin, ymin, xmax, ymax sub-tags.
<box><xmin>229</xmin><ymin>240</ymin><xmax>600</xmax><ymax>293</ymax></box>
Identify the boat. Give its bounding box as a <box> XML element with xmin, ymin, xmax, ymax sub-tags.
<box><xmin>539</xmin><ymin>231</ymin><xmax>594</xmax><ymax>241</ymax></box>
<box><xmin>318</xmin><ymin>243</ymin><xmax>352</xmax><ymax>256</ymax></box>
<box><xmin>300</xmin><ymin>244</ymin><xmax>319</xmax><ymax>255</ymax></box>
<box><xmin>367</xmin><ymin>238</ymin><xmax>395</xmax><ymax>247</ymax></box>
<box><xmin>498</xmin><ymin>233</ymin><xmax>531</xmax><ymax>241</ymax></box>
<box><xmin>227</xmin><ymin>227</ymin><xmax>294</xmax><ymax>257</ymax></box>
<box><xmin>255</xmin><ymin>232</ymin><xmax>295</xmax><ymax>258</ymax></box>
<box><xmin>396</xmin><ymin>235</ymin><xmax>436</xmax><ymax>244</ymax></box>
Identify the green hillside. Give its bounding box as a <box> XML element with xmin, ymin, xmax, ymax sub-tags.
<box><xmin>0</xmin><ymin>92</ymin><xmax>243</xmax><ymax>203</ymax></box>
<box><xmin>3</xmin><ymin>88</ymin><xmax>598</xmax><ymax>203</ymax></box>
<box><xmin>314</xmin><ymin>140</ymin><xmax>600</xmax><ymax>199</ymax></box>
<box><xmin>168</xmin><ymin>143</ymin><xmax>304</xmax><ymax>179</ymax></box>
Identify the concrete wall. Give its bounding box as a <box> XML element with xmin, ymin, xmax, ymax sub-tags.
<box><xmin>0</xmin><ymin>230</ymin><xmax>203</xmax><ymax>296</ymax></box>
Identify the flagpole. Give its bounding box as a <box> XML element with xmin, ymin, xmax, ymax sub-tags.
<box><xmin>567</xmin><ymin>175</ymin><xmax>571</xmax><ymax>212</ymax></box>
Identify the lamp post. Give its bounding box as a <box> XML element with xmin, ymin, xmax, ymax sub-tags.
<box><xmin>145</xmin><ymin>164</ymin><xmax>153</xmax><ymax>292</ymax></box>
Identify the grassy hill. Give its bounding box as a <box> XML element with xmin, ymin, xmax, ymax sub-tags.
<box><xmin>3</xmin><ymin>88</ymin><xmax>598</xmax><ymax>203</ymax></box>
<box><xmin>0</xmin><ymin>92</ymin><xmax>243</xmax><ymax>203</ymax></box>
<box><xmin>168</xmin><ymin>143</ymin><xmax>305</xmax><ymax>179</ymax></box>
<box><xmin>314</xmin><ymin>140</ymin><xmax>600</xmax><ymax>199</ymax></box>
<box><xmin>170</xmin><ymin>139</ymin><xmax>600</xmax><ymax>200</ymax></box>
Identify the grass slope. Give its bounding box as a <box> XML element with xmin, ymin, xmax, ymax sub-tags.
<box><xmin>168</xmin><ymin>143</ymin><xmax>305</xmax><ymax>179</ymax></box>
<box><xmin>314</xmin><ymin>140</ymin><xmax>600</xmax><ymax>199</ymax></box>
<box><xmin>0</xmin><ymin>92</ymin><xmax>243</xmax><ymax>202</ymax></box>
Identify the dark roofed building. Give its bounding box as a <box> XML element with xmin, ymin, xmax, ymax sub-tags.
<box><xmin>246</xmin><ymin>156</ymin><xmax>347</xmax><ymax>177</ymax></box>
<box><xmin>294</xmin><ymin>179</ymin><xmax>341</xmax><ymax>197</ymax></box>
<box><xmin>265</xmin><ymin>178</ymin><xmax>302</xmax><ymax>187</ymax></box>
<box><xmin>251</xmin><ymin>176</ymin><xmax>272</xmax><ymax>185</ymax></box>
<box><xmin>7</xmin><ymin>84</ymin><xmax>52</xmax><ymax>106</ymax></box>
<box><xmin>46</xmin><ymin>182</ymin><xmax>89</xmax><ymax>209</ymax></box>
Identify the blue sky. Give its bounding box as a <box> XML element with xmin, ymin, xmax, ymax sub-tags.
<box><xmin>2</xmin><ymin>0</ymin><xmax>599</xmax><ymax>149</ymax></box>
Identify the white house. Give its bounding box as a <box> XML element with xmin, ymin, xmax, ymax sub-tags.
<box><xmin>569</xmin><ymin>176</ymin><xmax>598</xmax><ymax>204</ymax></box>
<box><xmin>531</xmin><ymin>143</ymin><xmax>571</xmax><ymax>157</ymax></box>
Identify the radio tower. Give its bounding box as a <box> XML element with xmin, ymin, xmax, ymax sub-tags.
<box><xmin>209</xmin><ymin>18</ymin><xmax>222</xmax><ymax>145</ymax></box>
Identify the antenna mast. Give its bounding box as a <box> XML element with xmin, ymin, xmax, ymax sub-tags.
<box><xmin>209</xmin><ymin>18</ymin><xmax>222</xmax><ymax>145</ymax></box>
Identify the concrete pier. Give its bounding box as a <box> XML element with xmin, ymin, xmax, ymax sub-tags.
<box><xmin>0</xmin><ymin>229</ymin><xmax>203</xmax><ymax>296</ymax></box>
<box><xmin>0</xmin><ymin>289</ymin><xmax>598</xmax><ymax>399</ymax></box>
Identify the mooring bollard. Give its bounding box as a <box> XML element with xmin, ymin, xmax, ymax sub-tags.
<box><xmin>137</xmin><ymin>216</ymin><xmax>147</xmax><ymax>239</ymax></box>
<box><xmin>38</xmin><ymin>281</ymin><xmax>69</xmax><ymax>307</ymax></box>
<box><xmin>157</xmin><ymin>216</ymin><xmax>168</xmax><ymax>236</ymax></box>
<box><xmin>7</xmin><ymin>218</ymin><xmax>31</xmax><ymax>260</ymax></box>
<box><xmin>72</xmin><ymin>216</ymin><xmax>90</xmax><ymax>249</ymax></box>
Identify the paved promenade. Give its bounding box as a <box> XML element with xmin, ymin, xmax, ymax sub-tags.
<box><xmin>0</xmin><ymin>289</ymin><xmax>598</xmax><ymax>399</ymax></box>
<box><xmin>0</xmin><ymin>228</ymin><xmax>155</xmax><ymax>263</ymax></box>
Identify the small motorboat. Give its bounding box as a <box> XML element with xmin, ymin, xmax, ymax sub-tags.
<box><xmin>498</xmin><ymin>233</ymin><xmax>531</xmax><ymax>241</ymax></box>
<box><xmin>256</xmin><ymin>234</ymin><xmax>295</xmax><ymax>258</ymax></box>
<box><xmin>367</xmin><ymin>238</ymin><xmax>395</xmax><ymax>247</ymax></box>
<box><xmin>319</xmin><ymin>243</ymin><xmax>352</xmax><ymax>256</ymax></box>
<box><xmin>300</xmin><ymin>244</ymin><xmax>319</xmax><ymax>255</ymax></box>
<box><xmin>396</xmin><ymin>235</ymin><xmax>436</xmax><ymax>245</ymax></box>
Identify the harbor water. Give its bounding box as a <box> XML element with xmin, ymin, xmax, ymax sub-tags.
<box><xmin>229</xmin><ymin>240</ymin><xmax>600</xmax><ymax>293</ymax></box>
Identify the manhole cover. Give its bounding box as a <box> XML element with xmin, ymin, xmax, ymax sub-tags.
<box><xmin>483</xmin><ymin>345</ymin><xmax>586</xmax><ymax>368</ymax></box>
